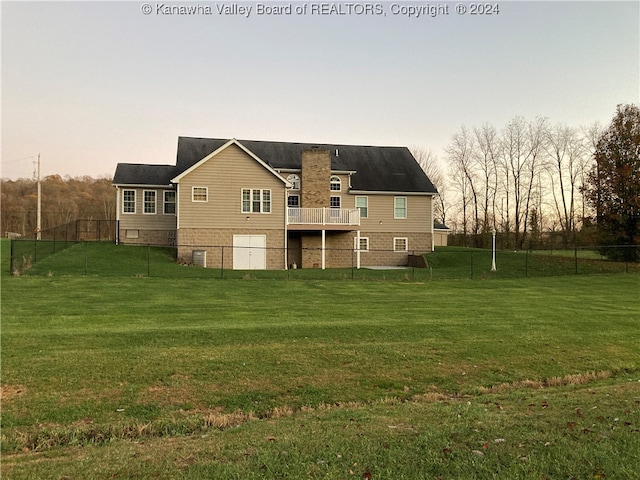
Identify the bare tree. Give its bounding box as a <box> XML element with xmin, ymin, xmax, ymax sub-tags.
<box><xmin>446</xmin><ymin>127</ymin><xmax>478</xmax><ymax>242</ymax></box>
<box><xmin>500</xmin><ymin>117</ymin><xmax>530</xmax><ymax>248</ymax></box>
<box><xmin>521</xmin><ymin>117</ymin><xmax>548</xmax><ymax>246</ymax></box>
<box><xmin>579</xmin><ymin>122</ymin><xmax>603</xmax><ymax>222</ymax></box>
<box><xmin>544</xmin><ymin>123</ymin><xmax>587</xmax><ymax>245</ymax></box>
<box><xmin>411</xmin><ymin>146</ymin><xmax>449</xmax><ymax>226</ymax></box>
<box><xmin>472</xmin><ymin>124</ymin><xmax>499</xmax><ymax>234</ymax></box>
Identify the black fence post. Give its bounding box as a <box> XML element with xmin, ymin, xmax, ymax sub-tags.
<box><xmin>626</xmin><ymin>245</ymin><xmax>630</xmax><ymax>274</ymax></box>
<box><xmin>220</xmin><ymin>246</ymin><xmax>225</xmax><ymax>279</ymax></box>
<box><xmin>10</xmin><ymin>239</ymin><xmax>14</xmax><ymax>275</ymax></box>
<box><xmin>147</xmin><ymin>244</ymin><xmax>151</xmax><ymax>277</ymax></box>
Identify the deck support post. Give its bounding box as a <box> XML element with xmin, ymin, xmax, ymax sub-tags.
<box><xmin>321</xmin><ymin>229</ymin><xmax>326</xmax><ymax>269</ymax></box>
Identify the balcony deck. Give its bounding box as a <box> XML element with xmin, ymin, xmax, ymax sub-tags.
<box><xmin>287</xmin><ymin>207</ymin><xmax>360</xmax><ymax>231</ymax></box>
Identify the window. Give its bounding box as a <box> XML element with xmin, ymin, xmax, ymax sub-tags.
<box><xmin>394</xmin><ymin>237</ymin><xmax>408</xmax><ymax>252</ymax></box>
<box><xmin>287</xmin><ymin>194</ymin><xmax>300</xmax><ymax>207</ymax></box>
<box><xmin>163</xmin><ymin>191</ymin><xmax>176</xmax><ymax>214</ymax></box>
<box><xmin>330</xmin><ymin>176</ymin><xmax>341</xmax><ymax>191</ymax></box>
<box><xmin>242</xmin><ymin>189</ymin><xmax>251</xmax><ymax>212</ymax></box>
<box><xmin>122</xmin><ymin>189</ymin><xmax>136</xmax><ymax>214</ymax></box>
<box><xmin>394</xmin><ymin>196</ymin><xmax>407</xmax><ymax>219</ymax></box>
<box><xmin>143</xmin><ymin>190</ymin><xmax>156</xmax><ymax>214</ymax></box>
<box><xmin>252</xmin><ymin>190</ymin><xmax>261</xmax><ymax>212</ymax></box>
<box><xmin>192</xmin><ymin>187</ymin><xmax>208</xmax><ymax>202</ymax></box>
<box><xmin>354</xmin><ymin>236</ymin><xmax>369</xmax><ymax>252</ymax></box>
<box><xmin>330</xmin><ymin>196</ymin><xmax>341</xmax><ymax>208</ymax></box>
<box><xmin>287</xmin><ymin>174</ymin><xmax>300</xmax><ymax>190</ymax></box>
<box><xmin>242</xmin><ymin>189</ymin><xmax>272</xmax><ymax>213</ymax></box>
<box><xmin>355</xmin><ymin>196</ymin><xmax>368</xmax><ymax>218</ymax></box>
<box><xmin>262</xmin><ymin>190</ymin><xmax>271</xmax><ymax>213</ymax></box>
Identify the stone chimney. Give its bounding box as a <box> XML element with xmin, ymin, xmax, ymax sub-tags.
<box><xmin>300</xmin><ymin>148</ymin><xmax>331</xmax><ymax>208</ymax></box>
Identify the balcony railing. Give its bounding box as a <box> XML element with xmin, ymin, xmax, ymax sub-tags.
<box><xmin>287</xmin><ymin>207</ymin><xmax>360</xmax><ymax>226</ymax></box>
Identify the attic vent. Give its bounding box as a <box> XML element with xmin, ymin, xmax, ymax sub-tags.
<box><xmin>335</xmin><ymin>149</ymin><xmax>339</xmax><ymax>157</ymax></box>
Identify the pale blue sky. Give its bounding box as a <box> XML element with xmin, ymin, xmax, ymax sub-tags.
<box><xmin>2</xmin><ymin>1</ymin><xmax>638</xmax><ymax>179</ymax></box>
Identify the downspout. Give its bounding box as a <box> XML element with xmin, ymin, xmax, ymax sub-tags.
<box><xmin>284</xmin><ymin>188</ymin><xmax>288</xmax><ymax>269</ymax></box>
<box><xmin>356</xmin><ymin>229</ymin><xmax>361</xmax><ymax>269</ymax></box>
<box><xmin>115</xmin><ymin>186</ymin><xmax>120</xmax><ymax>245</ymax></box>
<box><xmin>431</xmin><ymin>194</ymin><xmax>435</xmax><ymax>251</ymax></box>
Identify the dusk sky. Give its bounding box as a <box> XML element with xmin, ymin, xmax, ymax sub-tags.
<box><xmin>2</xmin><ymin>1</ymin><xmax>638</xmax><ymax>180</ymax></box>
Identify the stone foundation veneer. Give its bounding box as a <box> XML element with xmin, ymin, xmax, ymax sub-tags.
<box><xmin>118</xmin><ymin>229</ymin><xmax>175</xmax><ymax>246</ymax></box>
<box><xmin>176</xmin><ymin>228</ymin><xmax>285</xmax><ymax>269</ymax></box>
<box><xmin>294</xmin><ymin>231</ymin><xmax>432</xmax><ymax>268</ymax></box>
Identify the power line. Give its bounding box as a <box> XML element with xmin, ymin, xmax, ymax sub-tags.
<box><xmin>1</xmin><ymin>155</ymin><xmax>37</xmax><ymax>165</ymax></box>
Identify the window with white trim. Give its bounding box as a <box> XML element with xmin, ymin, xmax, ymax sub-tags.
<box><xmin>394</xmin><ymin>237</ymin><xmax>408</xmax><ymax>252</ymax></box>
<box><xmin>143</xmin><ymin>190</ymin><xmax>156</xmax><ymax>214</ymax></box>
<box><xmin>330</xmin><ymin>196</ymin><xmax>341</xmax><ymax>208</ymax></box>
<box><xmin>355</xmin><ymin>196</ymin><xmax>368</xmax><ymax>218</ymax></box>
<box><xmin>330</xmin><ymin>176</ymin><xmax>341</xmax><ymax>191</ymax></box>
<box><xmin>192</xmin><ymin>187</ymin><xmax>208</xmax><ymax>202</ymax></box>
<box><xmin>287</xmin><ymin>174</ymin><xmax>300</xmax><ymax>190</ymax></box>
<box><xmin>394</xmin><ymin>196</ymin><xmax>407</xmax><ymax>219</ymax></box>
<box><xmin>242</xmin><ymin>189</ymin><xmax>272</xmax><ymax>213</ymax></box>
<box><xmin>122</xmin><ymin>189</ymin><xmax>136</xmax><ymax>214</ymax></box>
<box><xmin>354</xmin><ymin>236</ymin><xmax>369</xmax><ymax>252</ymax></box>
<box><xmin>163</xmin><ymin>191</ymin><xmax>176</xmax><ymax>214</ymax></box>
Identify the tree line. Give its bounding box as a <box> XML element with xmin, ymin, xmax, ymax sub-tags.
<box><xmin>414</xmin><ymin>104</ymin><xmax>639</xmax><ymax>252</ymax></box>
<box><xmin>1</xmin><ymin>175</ymin><xmax>115</xmax><ymax>238</ymax></box>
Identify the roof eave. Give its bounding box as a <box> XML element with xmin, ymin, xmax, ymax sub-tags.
<box><xmin>349</xmin><ymin>190</ymin><xmax>437</xmax><ymax>196</ymax></box>
<box><xmin>113</xmin><ymin>183</ymin><xmax>174</xmax><ymax>188</ymax></box>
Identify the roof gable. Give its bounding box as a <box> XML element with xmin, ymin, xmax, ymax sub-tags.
<box><xmin>171</xmin><ymin>139</ymin><xmax>289</xmax><ymax>185</ymax></box>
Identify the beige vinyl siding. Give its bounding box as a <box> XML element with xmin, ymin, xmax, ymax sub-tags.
<box><xmin>118</xmin><ymin>187</ymin><xmax>177</xmax><ymax>231</ymax></box>
<box><xmin>353</xmin><ymin>194</ymin><xmax>432</xmax><ymax>233</ymax></box>
<box><xmin>178</xmin><ymin>143</ymin><xmax>286</xmax><ymax>230</ymax></box>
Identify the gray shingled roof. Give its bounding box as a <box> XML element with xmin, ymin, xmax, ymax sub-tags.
<box><xmin>113</xmin><ymin>163</ymin><xmax>177</xmax><ymax>186</ymax></box>
<box><xmin>113</xmin><ymin>137</ymin><xmax>438</xmax><ymax>194</ymax></box>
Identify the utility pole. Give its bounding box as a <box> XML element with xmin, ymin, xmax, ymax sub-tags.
<box><xmin>36</xmin><ymin>153</ymin><xmax>41</xmax><ymax>240</ymax></box>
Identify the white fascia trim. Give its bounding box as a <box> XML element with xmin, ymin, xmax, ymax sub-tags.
<box><xmin>113</xmin><ymin>183</ymin><xmax>173</xmax><ymax>189</ymax></box>
<box><xmin>348</xmin><ymin>190</ymin><xmax>436</xmax><ymax>196</ymax></box>
<box><xmin>274</xmin><ymin>168</ymin><xmax>356</xmax><ymax>175</ymax></box>
<box><xmin>171</xmin><ymin>138</ymin><xmax>292</xmax><ymax>187</ymax></box>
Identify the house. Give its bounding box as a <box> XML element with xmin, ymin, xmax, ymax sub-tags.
<box><xmin>112</xmin><ymin>137</ymin><xmax>438</xmax><ymax>269</ymax></box>
<box><xmin>433</xmin><ymin>221</ymin><xmax>451</xmax><ymax>247</ymax></box>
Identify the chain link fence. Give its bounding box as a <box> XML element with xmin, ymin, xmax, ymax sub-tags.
<box><xmin>8</xmin><ymin>240</ymin><xmax>639</xmax><ymax>280</ymax></box>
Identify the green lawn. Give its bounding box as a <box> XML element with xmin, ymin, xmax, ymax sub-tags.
<box><xmin>7</xmin><ymin>240</ymin><xmax>639</xmax><ymax>280</ymax></box>
<box><xmin>2</xmin><ymin>261</ymin><xmax>639</xmax><ymax>478</ymax></box>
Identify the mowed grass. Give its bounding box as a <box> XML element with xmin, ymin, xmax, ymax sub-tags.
<box><xmin>9</xmin><ymin>240</ymin><xmax>639</xmax><ymax>280</ymax></box>
<box><xmin>2</xmin><ymin>240</ymin><xmax>640</xmax><ymax>478</ymax></box>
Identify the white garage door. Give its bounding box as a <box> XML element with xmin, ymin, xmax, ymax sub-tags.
<box><xmin>233</xmin><ymin>235</ymin><xmax>266</xmax><ymax>270</ymax></box>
